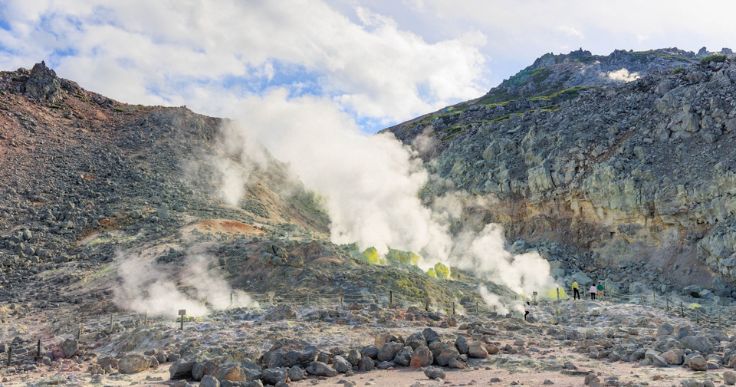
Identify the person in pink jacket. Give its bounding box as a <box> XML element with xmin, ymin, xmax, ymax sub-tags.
<box><xmin>589</xmin><ymin>284</ymin><xmax>597</xmax><ymax>300</ymax></box>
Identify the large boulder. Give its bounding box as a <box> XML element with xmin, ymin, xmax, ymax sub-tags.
<box><xmin>260</xmin><ymin>367</ymin><xmax>287</xmax><ymax>385</ymax></box>
<box><xmin>358</xmin><ymin>356</ymin><xmax>375</xmax><ymax>372</ymax></box>
<box><xmin>405</xmin><ymin>332</ymin><xmax>426</xmax><ymax>350</ymax></box>
<box><xmin>119</xmin><ymin>353</ymin><xmax>150</xmax><ymax>374</ymax></box>
<box><xmin>724</xmin><ymin>370</ymin><xmax>736</xmax><ymax>385</ymax></box>
<box><xmin>656</xmin><ymin>323</ymin><xmax>674</xmax><ymax>337</ymax></box>
<box><xmin>377</xmin><ymin>342</ymin><xmax>404</xmax><ymax>362</ymax></box>
<box><xmin>662</xmin><ymin>349</ymin><xmax>685</xmax><ymax>365</ymax></box>
<box><xmin>306</xmin><ymin>361</ymin><xmax>337</xmax><ymax>377</ymax></box>
<box><xmin>644</xmin><ymin>349</ymin><xmax>668</xmax><ymax>367</ymax></box>
<box><xmin>468</xmin><ymin>341</ymin><xmax>489</xmax><ymax>359</ymax></box>
<box><xmin>192</xmin><ymin>360</ymin><xmax>219</xmax><ymax>381</ymax></box>
<box><xmin>393</xmin><ymin>346</ymin><xmax>413</xmax><ymax>366</ymax></box>
<box><xmin>262</xmin><ymin>342</ymin><xmax>317</xmax><ymax>368</ymax></box>
<box><xmin>288</xmin><ymin>365</ymin><xmax>307</xmax><ymax>381</ymax></box>
<box><xmin>687</xmin><ymin>355</ymin><xmax>708</xmax><ymax>371</ymax></box>
<box><xmin>374</xmin><ymin>333</ymin><xmax>401</xmax><ymax>348</ymax></box>
<box><xmin>61</xmin><ymin>339</ymin><xmax>78</xmax><ymax>358</ymax></box>
<box><xmin>422</xmin><ymin>328</ymin><xmax>440</xmax><ymax>344</ymax></box>
<box><xmin>681</xmin><ymin>335</ymin><xmax>714</xmax><ymax>354</ymax></box>
<box><xmin>346</xmin><ymin>349</ymin><xmax>362</xmax><ymax>366</ymax></box>
<box><xmin>435</xmin><ymin>347</ymin><xmax>461</xmax><ymax>367</ymax></box>
<box><xmin>455</xmin><ymin>336</ymin><xmax>469</xmax><ymax>355</ymax></box>
<box><xmin>333</xmin><ymin>355</ymin><xmax>352</xmax><ymax>373</ymax></box>
<box><xmin>170</xmin><ymin>359</ymin><xmax>195</xmax><ymax>379</ymax></box>
<box><xmin>200</xmin><ymin>375</ymin><xmax>220</xmax><ymax>387</ymax></box>
<box><xmin>360</xmin><ymin>345</ymin><xmax>379</xmax><ymax>359</ymax></box>
<box><xmin>410</xmin><ymin>345</ymin><xmax>433</xmax><ymax>368</ymax></box>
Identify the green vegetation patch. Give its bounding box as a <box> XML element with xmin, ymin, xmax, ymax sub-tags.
<box><xmin>529</xmin><ymin>86</ymin><xmax>588</xmax><ymax>102</ymax></box>
<box><xmin>700</xmin><ymin>53</ymin><xmax>727</xmax><ymax>64</ymax></box>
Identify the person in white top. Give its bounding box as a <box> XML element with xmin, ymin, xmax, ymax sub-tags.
<box><xmin>589</xmin><ymin>284</ymin><xmax>597</xmax><ymax>300</ymax></box>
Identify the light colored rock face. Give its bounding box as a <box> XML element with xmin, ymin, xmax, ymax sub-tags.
<box><xmin>388</xmin><ymin>50</ymin><xmax>736</xmax><ymax>294</ymax></box>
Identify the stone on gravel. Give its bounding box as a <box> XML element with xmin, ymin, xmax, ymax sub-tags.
<box><xmin>681</xmin><ymin>335</ymin><xmax>714</xmax><ymax>354</ymax></box>
<box><xmin>306</xmin><ymin>361</ymin><xmax>338</xmax><ymax>377</ymax></box>
<box><xmin>645</xmin><ymin>350</ymin><xmax>668</xmax><ymax>367</ymax></box>
<box><xmin>170</xmin><ymin>359</ymin><xmax>195</xmax><ymax>379</ymax></box>
<box><xmin>424</xmin><ymin>366</ymin><xmax>445</xmax><ymax>380</ymax></box>
<box><xmin>393</xmin><ymin>346</ymin><xmax>413</xmax><ymax>366</ymax></box>
<box><xmin>422</xmin><ymin>328</ymin><xmax>440</xmax><ymax>344</ymax></box>
<box><xmin>468</xmin><ymin>341</ymin><xmax>489</xmax><ymax>359</ymax></box>
<box><xmin>361</xmin><ymin>345</ymin><xmax>379</xmax><ymax>359</ymax></box>
<box><xmin>406</xmin><ymin>332</ymin><xmax>426</xmax><ymax>350</ymax></box>
<box><xmin>61</xmin><ymin>339</ymin><xmax>78</xmax><ymax>358</ymax></box>
<box><xmin>687</xmin><ymin>355</ymin><xmax>708</xmax><ymax>371</ymax></box>
<box><xmin>288</xmin><ymin>365</ymin><xmax>307</xmax><ymax>381</ymax></box>
<box><xmin>377</xmin><ymin>361</ymin><xmax>393</xmax><ymax>369</ymax></box>
<box><xmin>261</xmin><ymin>367</ymin><xmax>287</xmax><ymax>385</ymax></box>
<box><xmin>333</xmin><ymin>355</ymin><xmax>352</xmax><ymax>373</ymax></box>
<box><xmin>663</xmin><ymin>349</ymin><xmax>684</xmax><ymax>365</ymax></box>
<box><xmin>200</xmin><ymin>375</ymin><xmax>220</xmax><ymax>387</ymax></box>
<box><xmin>378</xmin><ymin>342</ymin><xmax>404</xmax><ymax>362</ymax></box>
<box><xmin>724</xmin><ymin>370</ymin><xmax>736</xmax><ymax>385</ymax></box>
<box><xmin>435</xmin><ymin>347</ymin><xmax>461</xmax><ymax>367</ymax></box>
<box><xmin>119</xmin><ymin>353</ymin><xmax>150</xmax><ymax>374</ymax></box>
<box><xmin>410</xmin><ymin>345</ymin><xmax>433</xmax><ymax>368</ymax></box>
<box><xmin>358</xmin><ymin>356</ymin><xmax>375</xmax><ymax>372</ymax></box>
<box><xmin>455</xmin><ymin>336</ymin><xmax>469</xmax><ymax>354</ymax></box>
<box><xmin>346</xmin><ymin>349</ymin><xmax>362</xmax><ymax>366</ymax></box>
<box><xmin>193</xmin><ymin>360</ymin><xmax>219</xmax><ymax>381</ymax></box>
<box><xmin>656</xmin><ymin>322</ymin><xmax>674</xmax><ymax>337</ymax></box>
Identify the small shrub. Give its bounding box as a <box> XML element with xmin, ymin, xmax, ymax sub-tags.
<box><xmin>426</xmin><ymin>268</ymin><xmax>437</xmax><ymax>278</ymax></box>
<box><xmin>700</xmin><ymin>54</ymin><xmax>727</xmax><ymax>64</ymax></box>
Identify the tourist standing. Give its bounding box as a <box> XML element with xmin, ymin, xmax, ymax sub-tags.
<box><xmin>572</xmin><ymin>281</ymin><xmax>580</xmax><ymax>300</ymax></box>
<box><xmin>589</xmin><ymin>284</ymin><xmax>597</xmax><ymax>300</ymax></box>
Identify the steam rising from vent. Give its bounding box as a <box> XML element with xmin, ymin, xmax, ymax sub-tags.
<box><xmin>606</xmin><ymin>68</ymin><xmax>640</xmax><ymax>82</ymax></box>
<box><xmin>113</xmin><ymin>250</ymin><xmax>256</xmax><ymax>318</ymax></box>
<box><xmin>201</xmin><ymin>89</ymin><xmax>559</xmax><ymax>312</ymax></box>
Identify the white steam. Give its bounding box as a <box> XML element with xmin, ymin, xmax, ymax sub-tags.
<box><xmin>202</xmin><ymin>90</ymin><xmax>559</xmax><ymax>313</ymax></box>
<box><xmin>605</xmin><ymin>68</ymin><xmax>640</xmax><ymax>82</ymax></box>
<box><xmin>113</xmin><ymin>250</ymin><xmax>256</xmax><ymax>318</ymax></box>
<box><xmin>478</xmin><ymin>285</ymin><xmax>510</xmax><ymax>315</ymax></box>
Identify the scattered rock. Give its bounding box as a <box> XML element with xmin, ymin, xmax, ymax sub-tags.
<box><xmin>424</xmin><ymin>366</ymin><xmax>445</xmax><ymax>380</ymax></box>
<box><xmin>118</xmin><ymin>353</ymin><xmax>150</xmax><ymax>374</ymax></box>
<box><xmin>410</xmin><ymin>345</ymin><xmax>433</xmax><ymax>368</ymax></box>
<box><xmin>333</xmin><ymin>355</ymin><xmax>352</xmax><ymax>373</ymax></box>
<box><xmin>306</xmin><ymin>361</ymin><xmax>337</xmax><ymax>377</ymax></box>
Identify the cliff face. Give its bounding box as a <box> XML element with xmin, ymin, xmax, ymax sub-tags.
<box><xmin>387</xmin><ymin>49</ymin><xmax>736</xmax><ymax>296</ymax></box>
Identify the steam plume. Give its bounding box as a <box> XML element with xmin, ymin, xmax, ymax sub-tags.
<box><xmin>203</xmin><ymin>90</ymin><xmax>558</xmax><ymax>312</ymax></box>
<box><xmin>113</xmin><ymin>250</ymin><xmax>256</xmax><ymax>318</ymax></box>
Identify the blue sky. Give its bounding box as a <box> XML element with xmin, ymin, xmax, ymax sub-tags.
<box><xmin>1</xmin><ymin>0</ymin><xmax>735</xmax><ymax>133</ymax></box>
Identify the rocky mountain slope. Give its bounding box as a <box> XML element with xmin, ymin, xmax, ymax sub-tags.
<box><xmin>386</xmin><ymin>48</ymin><xmax>736</xmax><ymax>298</ymax></box>
<box><xmin>0</xmin><ymin>62</ymin><xmax>482</xmax><ymax>319</ymax></box>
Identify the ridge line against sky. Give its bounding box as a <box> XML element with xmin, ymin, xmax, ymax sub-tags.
<box><xmin>1</xmin><ymin>0</ymin><xmax>735</xmax><ymax>133</ymax></box>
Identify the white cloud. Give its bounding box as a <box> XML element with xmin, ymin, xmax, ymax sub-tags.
<box><xmin>0</xmin><ymin>0</ymin><xmax>488</xmax><ymax>123</ymax></box>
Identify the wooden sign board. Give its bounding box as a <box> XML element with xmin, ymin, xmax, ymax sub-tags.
<box><xmin>178</xmin><ymin>309</ymin><xmax>186</xmax><ymax>316</ymax></box>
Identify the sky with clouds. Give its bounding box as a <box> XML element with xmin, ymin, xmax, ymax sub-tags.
<box><xmin>1</xmin><ymin>0</ymin><xmax>735</xmax><ymax>132</ymax></box>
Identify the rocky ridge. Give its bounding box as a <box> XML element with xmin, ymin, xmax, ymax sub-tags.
<box><xmin>386</xmin><ymin>48</ymin><xmax>736</xmax><ymax>297</ymax></box>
